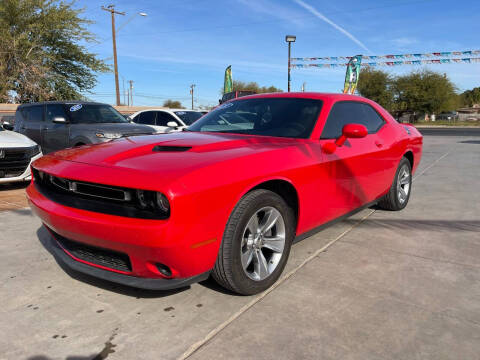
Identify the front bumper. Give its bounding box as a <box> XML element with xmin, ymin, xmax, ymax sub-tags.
<box><xmin>44</xmin><ymin>229</ymin><xmax>210</xmax><ymax>290</ymax></box>
<box><xmin>27</xmin><ymin>181</ymin><xmax>219</xmax><ymax>289</ymax></box>
<box><xmin>0</xmin><ymin>152</ymin><xmax>42</xmax><ymax>184</ymax></box>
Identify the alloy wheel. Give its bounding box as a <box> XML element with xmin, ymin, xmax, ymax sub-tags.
<box><xmin>397</xmin><ymin>164</ymin><xmax>411</xmax><ymax>204</ymax></box>
<box><xmin>240</xmin><ymin>206</ymin><xmax>286</xmax><ymax>281</ymax></box>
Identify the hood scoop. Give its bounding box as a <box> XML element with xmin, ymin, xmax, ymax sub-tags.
<box><xmin>152</xmin><ymin>145</ymin><xmax>192</xmax><ymax>152</ymax></box>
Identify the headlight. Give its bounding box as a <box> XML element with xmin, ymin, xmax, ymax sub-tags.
<box><xmin>95</xmin><ymin>133</ymin><xmax>123</xmax><ymax>139</ymax></box>
<box><xmin>135</xmin><ymin>190</ymin><xmax>170</xmax><ymax>216</ymax></box>
<box><xmin>27</xmin><ymin>145</ymin><xmax>41</xmax><ymax>157</ymax></box>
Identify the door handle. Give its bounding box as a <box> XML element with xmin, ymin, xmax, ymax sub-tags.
<box><xmin>375</xmin><ymin>140</ymin><xmax>383</xmax><ymax>148</ymax></box>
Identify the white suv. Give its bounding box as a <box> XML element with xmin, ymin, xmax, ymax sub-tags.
<box><xmin>129</xmin><ymin>109</ymin><xmax>204</xmax><ymax>133</ymax></box>
<box><xmin>0</xmin><ymin>124</ymin><xmax>42</xmax><ymax>183</ymax></box>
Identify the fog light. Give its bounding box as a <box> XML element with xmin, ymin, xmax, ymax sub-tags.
<box><xmin>156</xmin><ymin>263</ymin><xmax>172</xmax><ymax>277</ymax></box>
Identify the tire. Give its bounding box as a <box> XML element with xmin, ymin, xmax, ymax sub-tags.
<box><xmin>212</xmin><ymin>189</ymin><xmax>295</xmax><ymax>295</ymax></box>
<box><xmin>378</xmin><ymin>157</ymin><xmax>412</xmax><ymax>211</ymax></box>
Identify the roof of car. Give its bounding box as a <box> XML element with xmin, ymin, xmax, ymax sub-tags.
<box><xmin>235</xmin><ymin>92</ymin><xmax>367</xmax><ymax>101</ymax></box>
<box><xmin>132</xmin><ymin>108</ymin><xmax>203</xmax><ymax>114</ymax></box>
<box><xmin>17</xmin><ymin>100</ymin><xmax>105</xmax><ymax>107</ymax></box>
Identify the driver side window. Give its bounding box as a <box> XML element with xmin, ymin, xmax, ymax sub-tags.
<box><xmin>321</xmin><ymin>101</ymin><xmax>385</xmax><ymax>139</ymax></box>
<box><xmin>156</xmin><ymin>112</ymin><xmax>178</xmax><ymax>127</ymax></box>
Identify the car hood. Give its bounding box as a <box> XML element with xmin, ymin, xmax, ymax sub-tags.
<box><xmin>71</xmin><ymin>122</ymin><xmax>155</xmax><ymax>135</ymax></box>
<box><xmin>35</xmin><ymin>132</ymin><xmax>301</xmax><ymax>190</ymax></box>
<box><xmin>0</xmin><ymin>130</ymin><xmax>37</xmax><ymax>148</ymax></box>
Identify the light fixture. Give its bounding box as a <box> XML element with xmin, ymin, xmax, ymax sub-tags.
<box><xmin>285</xmin><ymin>35</ymin><xmax>296</xmax><ymax>43</ymax></box>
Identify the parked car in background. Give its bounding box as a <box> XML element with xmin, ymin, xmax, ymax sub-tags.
<box><xmin>0</xmin><ymin>115</ymin><xmax>15</xmax><ymax>130</ymax></box>
<box><xmin>14</xmin><ymin>101</ymin><xmax>156</xmax><ymax>154</ymax></box>
<box><xmin>219</xmin><ymin>90</ymin><xmax>256</xmax><ymax>104</ymax></box>
<box><xmin>0</xmin><ymin>123</ymin><xmax>42</xmax><ymax>183</ymax></box>
<box><xmin>28</xmin><ymin>93</ymin><xmax>422</xmax><ymax>295</ymax></box>
<box><xmin>129</xmin><ymin>109</ymin><xmax>204</xmax><ymax>133</ymax></box>
<box><xmin>436</xmin><ymin>111</ymin><xmax>459</xmax><ymax>121</ymax></box>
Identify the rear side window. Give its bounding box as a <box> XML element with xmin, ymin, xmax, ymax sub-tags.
<box><xmin>46</xmin><ymin>104</ymin><xmax>67</xmax><ymax>122</ymax></box>
<box><xmin>321</xmin><ymin>101</ymin><xmax>385</xmax><ymax>139</ymax></box>
<box><xmin>137</xmin><ymin>111</ymin><xmax>156</xmax><ymax>125</ymax></box>
<box><xmin>25</xmin><ymin>105</ymin><xmax>44</xmax><ymax>122</ymax></box>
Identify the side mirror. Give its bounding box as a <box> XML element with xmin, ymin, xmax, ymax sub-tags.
<box><xmin>322</xmin><ymin>123</ymin><xmax>368</xmax><ymax>154</ymax></box>
<box><xmin>167</xmin><ymin>121</ymin><xmax>178</xmax><ymax>128</ymax></box>
<box><xmin>53</xmin><ymin>116</ymin><xmax>68</xmax><ymax>124</ymax></box>
<box><xmin>2</xmin><ymin>122</ymin><xmax>13</xmax><ymax>131</ymax></box>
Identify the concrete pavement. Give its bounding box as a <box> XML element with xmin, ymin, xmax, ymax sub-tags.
<box><xmin>0</xmin><ymin>131</ymin><xmax>479</xmax><ymax>359</ymax></box>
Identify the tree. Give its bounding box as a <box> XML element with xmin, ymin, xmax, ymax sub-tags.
<box><xmin>460</xmin><ymin>87</ymin><xmax>480</xmax><ymax>107</ymax></box>
<box><xmin>0</xmin><ymin>0</ymin><xmax>109</xmax><ymax>102</ymax></box>
<box><xmin>357</xmin><ymin>68</ymin><xmax>394</xmax><ymax>111</ymax></box>
<box><xmin>393</xmin><ymin>70</ymin><xmax>457</xmax><ymax>116</ymax></box>
<box><xmin>222</xmin><ymin>80</ymin><xmax>283</xmax><ymax>94</ymax></box>
<box><xmin>163</xmin><ymin>100</ymin><xmax>184</xmax><ymax>109</ymax></box>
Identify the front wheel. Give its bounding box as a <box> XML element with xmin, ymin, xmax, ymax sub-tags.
<box><xmin>212</xmin><ymin>189</ymin><xmax>295</xmax><ymax>295</ymax></box>
<box><xmin>378</xmin><ymin>157</ymin><xmax>412</xmax><ymax>211</ymax></box>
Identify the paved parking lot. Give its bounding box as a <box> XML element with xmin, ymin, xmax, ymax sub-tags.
<box><xmin>1</xmin><ymin>129</ymin><xmax>479</xmax><ymax>360</ymax></box>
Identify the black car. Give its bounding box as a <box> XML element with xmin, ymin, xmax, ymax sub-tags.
<box><xmin>14</xmin><ymin>101</ymin><xmax>156</xmax><ymax>154</ymax></box>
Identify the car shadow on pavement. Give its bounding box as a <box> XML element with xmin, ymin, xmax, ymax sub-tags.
<box><xmin>36</xmin><ymin>226</ymin><xmax>189</xmax><ymax>298</ymax></box>
<box><xmin>342</xmin><ymin>218</ymin><xmax>480</xmax><ymax>232</ymax></box>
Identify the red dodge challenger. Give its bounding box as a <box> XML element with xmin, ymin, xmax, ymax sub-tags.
<box><xmin>27</xmin><ymin>93</ymin><xmax>422</xmax><ymax>295</ymax></box>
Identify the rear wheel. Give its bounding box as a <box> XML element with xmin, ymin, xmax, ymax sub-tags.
<box><xmin>378</xmin><ymin>157</ymin><xmax>412</xmax><ymax>211</ymax></box>
<box><xmin>212</xmin><ymin>189</ymin><xmax>295</xmax><ymax>295</ymax></box>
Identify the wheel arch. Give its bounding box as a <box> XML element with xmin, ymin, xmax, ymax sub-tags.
<box><xmin>246</xmin><ymin>178</ymin><xmax>300</xmax><ymax>231</ymax></box>
<box><xmin>403</xmin><ymin>150</ymin><xmax>414</xmax><ymax>169</ymax></box>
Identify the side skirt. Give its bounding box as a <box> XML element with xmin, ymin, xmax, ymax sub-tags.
<box><xmin>293</xmin><ymin>198</ymin><xmax>380</xmax><ymax>244</ymax></box>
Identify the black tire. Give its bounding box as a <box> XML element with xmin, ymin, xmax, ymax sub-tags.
<box><xmin>212</xmin><ymin>189</ymin><xmax>295</xmax><ymax>295</ymax></box>
<box><xmin>378</xmin><ymin>157</ymin><xmax>412</xmax><ymax>211</ymax></box>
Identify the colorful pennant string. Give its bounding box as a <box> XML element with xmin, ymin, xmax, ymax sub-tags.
<box><xmin>291</xmin><ymin>57</ymin><xmax>480</xmax><ymax>69</ymax></box>
<box><xmin>292</xmin><ymin>50</ymin><xmax>480</xmax><ymax>62</ymax></box>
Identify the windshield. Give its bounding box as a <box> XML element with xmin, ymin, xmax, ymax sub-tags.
<box><xmin>188</xmin><ymin>97</ymin><xmax>323</xmax><ymax>138</ymax></box>
<box><xmin>174</xmin><ymin>111</ymin><xmax>203</xmax><ymax>125</ymax></box>
<box><xmin>66</xmin><ymin>104</ymin><xmax>129</xmax><ymax>124</ymax></box>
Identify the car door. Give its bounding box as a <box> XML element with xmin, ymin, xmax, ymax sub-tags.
<box><xmin>19</xmin><ymin>105</ymin><xmax>44</xmax><ymax>145</ymax></box>
<box><xmin>42</xmin><ymin>104</ymin><xmax>70</xmax><ymax>153</ymax></box>
<box><xmin>135</xmin><ymin>111</ymin><xmax>157</xmax><ymax>129</ymax></box>
<box><xmin>318</xmin><ymin>101</ymin><xmax>388</xmax><ymax>218</ymax></box>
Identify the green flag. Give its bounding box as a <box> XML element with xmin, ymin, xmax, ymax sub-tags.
<box><xmin>343</xmin><ymin>55</ymin><xmax>362</xmax><ymax>94</ymax></box>
<box><xmin>224</xmin><ymin>65</ymin><xmax>233</xmax><ymax>94</ymax></box>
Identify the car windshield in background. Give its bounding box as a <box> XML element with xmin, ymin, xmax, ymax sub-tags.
<box><xmin>174</xmin><ymin>111</ymin><xmax>203</xmax><ymax>125</ymax></box>
<box><xmin>188</xmin><ymin>98</ymin><xmax>323</xmax><ymax>139</ymax></box>
<box><xmin>67</xmin><ymin>104</ymin><xmax>129</xmax><ymax>124</ymax></box>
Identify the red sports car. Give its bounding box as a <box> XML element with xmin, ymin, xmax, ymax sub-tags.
<box><xmin>27</xmin><ymin>93</ymin><xmax>422</xmax><ymax>295</ymax></box>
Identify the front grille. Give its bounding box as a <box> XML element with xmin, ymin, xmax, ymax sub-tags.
<box><xmin>50</xmin><ymin>229</ymin><xmax>132</xmax><ymax>272</ymax></box>
<box><xmin>0</xmin><ymin>147</ymin><xmax>32</xmax><ymax>178</ymax></box>
<box><xmin>32</xmin><ymin>169</ymin><xmax>167</xmax><ymax>219</ymax></box>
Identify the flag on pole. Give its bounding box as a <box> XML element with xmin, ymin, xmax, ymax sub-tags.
<box><xmin>343</xmin><ymin>55</ymin><xmax>362</xmax><ymax>94</ymax></box>
<box><xmin>224</xmin><ymin>65</ymin><xmax>233</xmax><ymax>94</ymax></box>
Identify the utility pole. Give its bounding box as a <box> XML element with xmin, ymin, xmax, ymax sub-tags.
<box><xmin>190</xmin><ymin>84</ymin><xmax>196</xmax><ymax>110</ymax></box>
<box><xmin>102</xmin><ymin>5</ymin><xmax>125</xmax><ymax>106</ymax></box>
<box><xmin>128</xmin><ymin>80</ymin><xmax>134</xmax><ymax>106</ymax></box>
<box><xmin>301</xmin><ymin>82</ymin><xmax>306</xmax><ymax>92</ymax></box>
<box><xmin>121</xmin><ymin>76</ymin><xmax>126</xmax><ymax>105</ymax></box>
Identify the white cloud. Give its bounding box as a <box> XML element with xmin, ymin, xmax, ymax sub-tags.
<box><xmin>237</xmin><ymin>0</ymin><xmax>308</xmax><ymax>27</ymax></box>
<box><xmin>292</xmin><ymin>0</ymin><xmax>372</xmax><ymax>54</ymax></box>
<box><xmin>391</xmin><ymin>37</ymin><xmax>418</xmax><ymax>48</ymax></box>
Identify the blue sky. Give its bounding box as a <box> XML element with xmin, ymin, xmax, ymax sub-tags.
<box><xmin>79</xmin><ymin>0</ymin><xmax>480</xmax><ymax>108</ymax></box>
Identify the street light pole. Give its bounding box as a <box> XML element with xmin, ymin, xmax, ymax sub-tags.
<box><xmin>102</xmin><ymin>5</ymin><xmax>125</xmax><ymax>106</ymax></box>
<box><xmin>285</xmin><ymin>35</ymin><xmax>296</xmax><ymax>92</ymax></box>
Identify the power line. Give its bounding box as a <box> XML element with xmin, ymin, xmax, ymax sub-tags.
<box><xmin>91</xmin><ymin>0</ymin><xmax>434</xmax><ymax>47</ymax></box>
